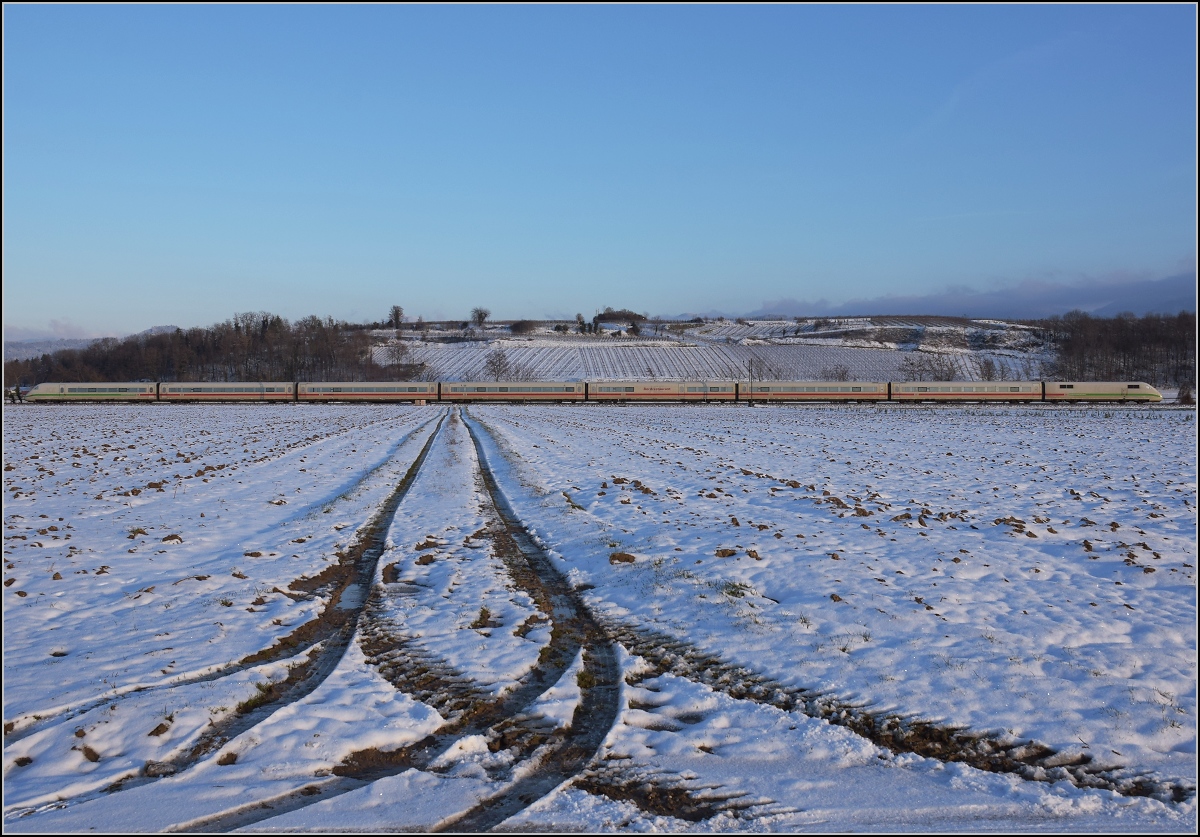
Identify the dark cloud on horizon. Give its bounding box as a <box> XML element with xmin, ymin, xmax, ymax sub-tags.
<box><xmin>742</xmin><ymin>273</ymin><xmax>1196</xmax><ymax>321</ymax></box>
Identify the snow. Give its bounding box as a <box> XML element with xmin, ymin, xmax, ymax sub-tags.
<box><xmin>3</xmin><ymin>401</ymin><xmax>1195</xmax><ymax>832</ymax></box>
<box><xmin>375</xmin><ymin>317</ymin><xmax>1053</xmax><ymax>382</ymax></box>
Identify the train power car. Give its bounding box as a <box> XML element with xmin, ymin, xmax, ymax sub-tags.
<box><xmin>1042</xmin><ymin>381</ymin><xmax>1163</xmax><ymax>403</ymax></box>
<box><xmin>24</xmin><ymin>382</ymin><xmax>158</xmax><ymax>402</ymax></box>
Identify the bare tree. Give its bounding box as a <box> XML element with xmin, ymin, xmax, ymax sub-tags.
<box><xmin>899</xmin><ymin>353</ymin><xmax>958</xmax><ymax>381</ymax></box>
<box><xmin>509</xmin><ymin>360</ymin><xmax>536</xmax><ymax>381</ymax></box>
<box><xmin>978</xmin><ymin>357</ymin><xmax>998</xmax><ymax>381</ymax></box>
<box><xmin>471</xmin><ymin>307</ymin><xmax>490</xmax><ymax>328</ymax></box>
<box><xmin>483</xmin><ymin>348</ymin><xmax>510</xmax><ymax>381</ymax></box>
<box><xmin>748</xmin><ymin>356</ymin><xmax>770</xmax><ymax>381</ymax></box>
<box><xmin>818</xmin><ymin>364</ymin><xmax>851</xmax><ymax>381</ymax></box>
<box><xmin>389</xmin><ymin>305</ymin><xmax>405</xmax><ymax>330</ymax></box>
<box><xmin>385</xmin><ymin>341</ymin><xmax>409</xmax><ymax>367</ymax></box>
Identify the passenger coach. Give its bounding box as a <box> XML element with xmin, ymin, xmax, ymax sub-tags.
<box><xmin>587</xmin><ymin>381</ymin><xmax>736</xmax><ymax>402</ymax></box>
<box><xmin>890</xmin><ymin>381</ymin><xmax>1043</xmax><ymax>402</ymax></box>
<box><xmin>296</xmin><ymin>382</ymin><xmax>436</xmax><ymax>402</ymax></box>
<box><xmin>742</xmin><ymin>382</ymin><xmax>888</xmax><ymax>402</ymax></box>
<box><xmin>440</xmin><ymin>382</ymin><xmax>584</xmax><ymax>402</ymax></box>
<box><xmin>157</xmin><ymin>383</ymin><xmax>294</xmax><ymax>401</ymax></box>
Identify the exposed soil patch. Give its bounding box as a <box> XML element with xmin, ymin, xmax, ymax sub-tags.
<box><xmin>574</xmin><ymin>766</ymin><xmax>778</xmax><ymax>822</ymax></box>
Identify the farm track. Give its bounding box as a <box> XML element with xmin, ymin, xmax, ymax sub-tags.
<box><xmin>179</xmin><ymin>408</ymin><xmax>622</xmax><ymax>833</ymax></box>
<box><xmin>604</xmin><ymin>621</ymin><xmax>1194</xmax><ymax>804</ymax></box>
<box><xmin>2</xmin><ymin>413</ymin><xmax>443</xmax><ymax>748</ymax></box>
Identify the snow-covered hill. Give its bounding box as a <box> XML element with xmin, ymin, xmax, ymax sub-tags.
<box><xmin>374</xmin><ymin>317</ymin><xmax>1054</xmax><ymax>382</ymax></box>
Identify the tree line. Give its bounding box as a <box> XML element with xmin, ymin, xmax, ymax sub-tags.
<box><xmin>4</xmin><ymin>312</ymin><xmax>428</xmax><ymax>386</ymax></box>
<box><xmin>5</xmin><ymin>308</ymin><xmax>1194</xmax><ymax>390</ymax></box>
<box><xmin>1032</xmin><ymin>310</ymin><xmax>1194</xmax><ymax>390</ymax></box>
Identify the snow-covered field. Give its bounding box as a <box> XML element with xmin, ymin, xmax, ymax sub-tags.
<box><xmin>3</xmin><ymin>402</ymin><xmax>1195</xmax><ymax>832</ymax></box>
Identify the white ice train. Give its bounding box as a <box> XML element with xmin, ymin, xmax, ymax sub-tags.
<box><xmin>21</xmin><ymin>380</ymin><xmax>1163</xmax><ymax>404</ymax></box>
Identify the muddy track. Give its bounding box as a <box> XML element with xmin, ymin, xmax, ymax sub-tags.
<box><xmin>98</xmin><ymin>413</ymin><xmax>448</xmax><ymax>799</ymax></box>
<box><xmin>606</xmin><ymin>621</ymin><xmax>1194</xmax><ymax>804</ymax></box>
<box><xmin>179</xmin><ymin>409</ymin><xmax>621</xmax><ymax>833</ymax></box>
<box><xmin>3</xmin><ymin>415</ymin><xmax>445</xmax><ymax>749</ymax></box>
<box><xmin>574</xmin><ymin>764</ymin><xmax>788</xmax><ymax>823</ymax></box>
<box><xmin>428</xmin><ymin>410</ymin><xmax>620</xmax><ymax>832</ymax></box>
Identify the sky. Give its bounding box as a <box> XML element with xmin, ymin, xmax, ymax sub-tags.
<box><xmin>3</xmin><ymin>4</ymin><xmax>1197</xmax><ymax>339</ymax></box>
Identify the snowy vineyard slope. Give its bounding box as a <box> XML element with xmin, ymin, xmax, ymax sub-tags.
<box><xmin>373</xmin><ymin>318</ymin><xmax>1052</xmax><ymax>382</ymax></box>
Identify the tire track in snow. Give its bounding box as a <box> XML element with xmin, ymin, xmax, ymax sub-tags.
<box><xmin>605</xmin><ymin>621</ymin><xmax>1194</xmax><ymax>804</ymax></box>
<box><xmin>3</xmin><ymin>414</ymin><xmax>445</xmax><ymax>747</ymax></box>
<box><xmin>178</xmin><ymin>408</ymin><xmax>621</xmax><ymax>833</ymax></box>
<box><xmin>6</xmin><ymin>413</ymin><xmax>448</xmax><ymax>816</ymax></box>
<box><xmin>429</xmin><ymin>410</ymin><xmax>620</xmax><ymax>832</ymax></box>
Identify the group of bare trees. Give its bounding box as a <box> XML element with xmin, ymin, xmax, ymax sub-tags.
<box><xmin>4</xmin><ymin>312</ymin><xmax>428</xmax><ymax>386</ymax></box>
<box><xmin>1034</xmin><ymin>310</ymin><xmax>1195</xmax><ymax>389</ymax></box>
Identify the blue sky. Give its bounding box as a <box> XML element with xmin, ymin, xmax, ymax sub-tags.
<box><xmin>3</xmin><ymin>4</ymin><xmax>1196</xmax><ymax>338</ymax></box>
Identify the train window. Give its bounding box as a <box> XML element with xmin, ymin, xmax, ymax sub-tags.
<box><xmin>917</xmin><ymin>387</ymin><xmax>929</xmax><ymax>392</ymax></box>
<box><xmin>119</xmin><ymin>387</ymin><xmax>128</xmax><ymax>392</ymax></box>
<box><xmin>1128</xmin><ymin>384</ymin><xmax>1140</xmax><ymax>389</ymax></box>
<box><xmin>625</xmin><ymin>387</ymin><xmax>635</xmax><ymax>392</ymax></box>
<box><xmin>1010</xmin><ymin>387</ymin><xmax>1020</xmax><ymax>392</ymax></box>
<box><xmin>1059</xmin><ymin>384</ymin><xmax>1074</xmax><ymax>389</ymax></box>
<box><xmin>852</xmin><ymin>387</ymin><xmax>861</xmax><ymax>392</ymax></box>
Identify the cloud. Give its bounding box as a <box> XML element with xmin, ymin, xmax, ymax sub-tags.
<box><xmin>3</xmin><ymin>319</ymin><xmax>124</xmax><ymax>343</ymax></box>
<box><xmin>745</xmin><ymin>273</ymin><xmax>1196</xmax><ymax>320</ymax></box>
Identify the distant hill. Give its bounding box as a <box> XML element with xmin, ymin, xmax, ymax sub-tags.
<box><xmin>4</xmin><ymin>325</ymin><xmax>178</xmax><ymax>362</ymax></box>
<box><xmin>743</xmin><ymin>272</ymin><xmax>1196</xmax><ymax>321</ymax></box>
